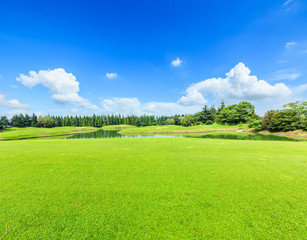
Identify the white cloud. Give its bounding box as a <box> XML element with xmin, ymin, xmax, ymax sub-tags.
<box><xmin>99</xmin><ymin>62</ymin><xmax>293</xmax><ymax>116</ymax></box>
<box><xmin>100</xmin><ymin>97</ymin><xmax>202</xmax><ymax>116</ymax></box>
<box><xmin>142</xmin><ymin>102</ymin><xmax>201</xmax><ymax>115</ymax></box>
<box><xmin>283</xmin><ymin>0</ymin><xmax>293</xmax><ymax>6</ymax></box>
<box><xmin>106</xmin><ymin>72</ymin><xmax>118</xmax><ymax>79</ymax></box>
<box><xmin>177</xmin><ymin>89</ymin><xmax>207</xmax><ymax>106</ymax></box>
<box><xmin>178</xmin><ymin>62</ymin><xmax>291</xmax><ymax>105</ymax></box>
<box><xmin>285</xmin><ymin>41</ymin><xmax>296</xmax><ymax>48</ymax></box>
<box><xmin>0</xmin><ymin>94</ymin><xmax>30</xmax><ymax>110</ymax></box>
<box><xmin>17</xmin><ymin>68</ymin><xmax>98</xmax><ymax>110</ymax></box>
<box><xmin>268</xmin><ymin>69</ymin><xmax>301</xmax><ymax>81</ymax></box>
<box><xmin>101</xmin><ymin>97</ymin><xmax>141</xmax><ymax>115</ymax></box>
<box><xmin>171</xmin><ymin>57</ymin><xmax>183</xmax><ymax>67</ymax></box>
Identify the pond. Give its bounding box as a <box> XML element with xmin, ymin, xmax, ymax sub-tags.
<box><xmin>61</xmin><ymin>129</ymin><xmax>183</xmax><ymax>139</ymax></box>
<box><xmin>61</xmin><ymin>129</ymin><xmax>301</xmax><ymax>142</ymax></box>
<box><xmin>189</xmin><ymin>132</ymin><xmax>300</xmax><ymax>141</ymax></box>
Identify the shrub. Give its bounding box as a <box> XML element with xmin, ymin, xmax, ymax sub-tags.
<box><xmin>248</xmin><ymin>120</ymin><xmax>262</xmax><ymax>131</ymax></box>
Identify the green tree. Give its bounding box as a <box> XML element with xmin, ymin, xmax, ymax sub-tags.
<box><xmin>11</xmin><ymin>114</ymin><xmax>25</xmax><ymax>127</ymax></box>
<box><xmin>165</xmin><ymin>118</ymin><xmax>175</xmax><ymax>125</ymax></box>
<box><xmin>268</xmin><ymin>109</ymin><xmax>300</xmax><ymax>132</ymax></box>
<box><xmin>180</xmin><ymin>115</ymin><xmax>194</xmax><ymax>127</ymax></box>
<box><xmin>31</xmin><ymin>114</ymin><xmax>38</xmax><ymax>127</ymax></box>
<box><xmin>298</xmin><ymin>114</ymin><xmax>307</xmax><ymax>130</ymax></box>
<box><xmin>283</xmin><ymin>101</ymin><xmax>307</xmax><ymax>116</ymax></box>
<box><xmin>0</xmin><ymin>117</ymin><xmax>4</xmax><ymax>129</ymax></box>
<box><xmin>215</xmin><ymin>101</ymin><xmax>255</xmax><ymax>124</ymax></box>
<box><xmin>261</xmin><ymin>110</ymin><xmax>277</xmax><ymax>130</ymax></box>
<box><xmin>0</xmin><ymin>116</ymin><xmax>9</xmax><ymax>128</ymax></box>
<box><xmin>37</xmin><ymin>116</ymin><xmax>56</xmax><ymax>128</ymax></box>
<box><xmin>24</xmin><ymin>114</ymin><xmax>32</xmax><ymax>127</ymax></box>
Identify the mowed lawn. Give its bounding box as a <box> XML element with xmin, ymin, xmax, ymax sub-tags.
<box><xmin>0</xmin><ymin>138</ymin><xmax>306</xmax><ymax>239</ymax></box>
<box><xmin>0</xmin><ymin>127</ymin><xmax>97</xmax><ymax>141</ymax></box>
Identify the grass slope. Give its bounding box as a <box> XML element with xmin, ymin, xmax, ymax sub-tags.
<box><xmin>0</xmin><ymin>138</ymin><xmax>306</xmax><ymax>239</ymax></box>
<box><xmin>0</xmin><ymin>127</ymin><xmax>97</xmax><ymax>140</ymax></box>
<box><xmin>101</xmin><ymin>124</ymin><xmax>134</xmax><ymax>131</ymax></box>
<box><xmin>117</xmin><ymin>123</ymin><xmax>248</xmax><ymax>134</ymax></box>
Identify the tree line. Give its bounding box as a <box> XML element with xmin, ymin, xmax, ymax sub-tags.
<box><xmin>1</xmin><ymin>101</ymin><xmax>306</xmax><ymax>132</ymax></box>
<box><xmin>0</xmin><ymin>114</ymin><xmax>182</xmax><ymax>129</ymax></box>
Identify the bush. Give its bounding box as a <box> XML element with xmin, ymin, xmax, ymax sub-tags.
<box><xmin>248</xmin><ymin>120</ymin><xmax>262</xmax><ymax>131</ymax></box>
<box><xmin>205</xmin><ymin>120</ymin><xmax>213</xmax><ymax>125</ymax></box>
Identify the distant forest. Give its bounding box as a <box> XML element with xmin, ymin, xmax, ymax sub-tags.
<box><xmin>1</xmin><ymin>101</ymin><xmax>306</xmax><ymax>132</ymax></box>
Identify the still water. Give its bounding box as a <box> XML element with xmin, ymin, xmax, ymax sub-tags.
<box><xmin>192</xmin><ymin>132</ymin><xmax>299</xmax><ymax>141</ymax></box>
<box><xmin>61</xmin><ymin>129</ymin><xmax>300</xmax><ymax>142</ymax></box>
<box><xmin>62</xmin><ymin>130</ymin><xmax>183</xmax><ymax>139</ymax></box>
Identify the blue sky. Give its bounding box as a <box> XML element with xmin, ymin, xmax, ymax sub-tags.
<box><xmin>0</xmin><ymin>0</ymin><xmax>306</xmax><ymax>116</ymax></box>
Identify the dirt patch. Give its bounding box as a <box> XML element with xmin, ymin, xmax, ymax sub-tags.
<box><xmin>260</xmin><ymin>130</ymin><xmax>307</xmax><ymax>138</ymax></box>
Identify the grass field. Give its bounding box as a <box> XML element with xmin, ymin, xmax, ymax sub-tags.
<box><xmin>115</xmin><ymin>123</ymin><xmax>248</xmax><ymax>134</ymax></box>
<box><xmin>1</xmin><ymin>138</ymin><xmax>306</xmax><ymax>239</ymax></box>
<box><xmin>0</xmin><ymin>127</ymin><xmax>97</xmax><ymax>140</ymax></box>
<box><xmin>101</xmin><ymin>124</ymin><xmax>134</xmax><ymax>131</ymax></box>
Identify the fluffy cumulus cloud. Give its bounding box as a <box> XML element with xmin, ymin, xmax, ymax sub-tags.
<box><xmin>101</xmin><ymin>97</ymin><xmax>141</xmax><ymax>115</ymax></box>
<box><xmin>100</xmin><ymin>63</ymin><xmax>292</xmax><ymax>115</ymax></box>
<box><xmin>178</xmin><ymin>89</ymin><xmax>207</xmax><ymax>106</ymax></box>
<box><xmin>100</xmin><ymin>97</ymin><xmax>203</xmax><ymax>116</ymax></box>
<box><xmin>106</xmin><ymin>72</ymin><xmax>118</xmax><ymax>79</ymax></box>
<box><xmin>178</xmin><ymin>62</ymin><xmax>292</xmax><ymax>106</ymax></box>
<box><xmin>0</xmin><ymin>94</ymin><xmax>30</xmax><ymax>109</ymax></box>
<box><xmin>142</xmin><ymin>102</ymin><xmax>201</xmax><ymax>115</ymax></box>
<box><xmin>171</xmin><ymin>57</ymin><xmax>183</xmax><ymax>67</ymax></box>
<box><xmin>17</xmin><ymin>68</ymin><xmax>98</xmax><ymax>110</ymax></box>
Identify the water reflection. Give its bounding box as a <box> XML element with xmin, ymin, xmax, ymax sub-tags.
<box><xmin>191</xmin><ymin>132</ymin><xmax>298</xmax><ymax>141</ymax></box>
<box><xmin>62</xmin><ymin>130</ymin><xmax>183</xmax><ymax>139</ymax></box>
<box><xmin>61</xmin><ymin>129</ymin><xmax>301</xmax><ymax>142</ymax></box>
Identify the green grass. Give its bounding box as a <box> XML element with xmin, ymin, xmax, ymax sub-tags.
<box><xmin>118</xmin><ymin>123</ymin><xmax>248</xmax><ymax>134</ymax></box>
<box><xmin>0</xmin><ymin>138</ymin><xmax>306</xmax><ymax>239</ymax></box>
<box><xmin>0</xmin><ymin>127</ymin><xmax>97</xmax><ymax>140</ymax></box>
<box><xmin>101</xmin><ymin>124</ymin><xmax>134</xmax><ymax>131</ymax></box>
